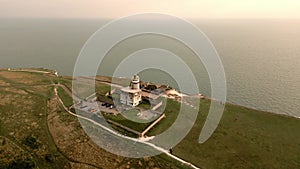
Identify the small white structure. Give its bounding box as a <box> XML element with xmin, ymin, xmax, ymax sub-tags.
<box><xmin>120</xmin><ymin>75</ymin><xmax>142</xmax><ymax>106</ymax></box>
<box><xmin>54</xmin><ymin>70</ymin><xmax>58</xmax><ymax>77</ymax></box>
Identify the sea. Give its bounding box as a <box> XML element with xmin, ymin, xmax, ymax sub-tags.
<box><xmin>0</xmin><ymin>18</ymin><xmax>299</xmax><ymax>117</ymax></box>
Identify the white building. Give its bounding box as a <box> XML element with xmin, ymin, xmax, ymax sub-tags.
<box><xmin>120</xmin><ymin>75</ymin><xmax>142</xmax><ymax>106</ymax></box>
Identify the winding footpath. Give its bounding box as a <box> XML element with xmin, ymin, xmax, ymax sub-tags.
<box><xmin>54</xmin><ymin>85</ymin><xmax>200</xmax><ymax>169</ymax></box>
<box><xmin>7</xmin><ymin>68</ymin><xmax>200</xmax><ymax>169</ymax></box>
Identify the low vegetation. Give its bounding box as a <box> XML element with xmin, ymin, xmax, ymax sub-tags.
<box><xmin>0</xmin><ymin>70</ymin><xmax>69</xmax><ymax>168</ymax></box>
<box><xmin>57</xmin><ymin>86</ymin><xmax>73</xmax><ymax>107</ymax></box>
<box><xmin>1</xmin><ymin>69</ymin><xmax>299</xmax><ymax>169</ymax></box>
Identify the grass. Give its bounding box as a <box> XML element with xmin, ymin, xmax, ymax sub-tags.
<box><xmin>173</xmin><ymin>99</ymin><xmax>300</xmax><ymax>169</ymax></box>
<box><xmin>0</xmin><ymin>71</ymin><xmax>70</xmax><ymax>168</ymax></box>
<box><xmin>57</xmin><ymin>86</ymin><xmax>73</xmax><ymax>107</ymax></box>
<box><xmin>52</xmin><ymin>77</ymin><xmax>72</xmax><ymax>89</ymax></box>
<box><xmin>100</xmin><ymin>94</ymin><xmax>300</xmax><ymax>169</ymax></box>
<box><xmin>2</xmin><ymin>70</ymin><xmax>300</xmax><ymax>169</ymax></box>
<box><xmin>137</xmin><ymin>101</ymin><xmax>151</xmax><ymax>110</ymax></box>
<box><xmin>77</xmin><ymin>112</ymin><xmax>193</xmax><ymax>169</ymax></box>
<box><xmin>45</xmin><ymin>74</ymin><xmax>300</xmax><ymax>168</ymax></box>
<box><xmin>148</xmin><ymin>99</ymin><xmax>180</xmax><ymax>136</ymax></box>
<box><xmin>102</xmin><ymin>112</ymin><xmax>150</xmax><ymax>133</ymax></box>
<box><xmin>101</xmin><ymin>99</ymin><xmax>178</xmax><ymax>134</ymax></box>
<box><xmin>95</xmin><ymin>82</ymin><xmax>111</xmax><ymax>95</ymax></box>
<box><xmin>97</xmin><ymin>94</ymin><xmax>114</xmax><ymax>104</ymax></box>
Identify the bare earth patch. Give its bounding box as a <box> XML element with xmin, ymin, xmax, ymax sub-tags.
<box><xmin>1</xmin><ymin>87</ymin><xmax>28</xmax><ymax>95</ymax></box>
<box><xmin>0</xmin><ymin>79</ymin><xmax>10</xmax><ymax>86</ymax></box>
<box><xmin>0</xmin><ymin>71</ymin><xmax>40</xmax><ymax>85</ymax></box>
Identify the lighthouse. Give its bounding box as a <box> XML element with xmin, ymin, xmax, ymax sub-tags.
<box><xmin>120</xmin><ymin>75</ymin><xmax>142</xmax><ymax>106</ymax></box>
<box><xmin>131</xmin><ymin>75</ymin><xmax>140</xmax><ymax>90</ymax></box>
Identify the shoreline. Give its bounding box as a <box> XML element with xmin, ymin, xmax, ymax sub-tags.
<box><xmin>2</xmin><ymin>67</ymin><xmax>299</xmax><ymax>119</ymax></box>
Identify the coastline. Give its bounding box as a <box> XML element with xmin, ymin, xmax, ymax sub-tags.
<box><xmin>1</xmin><ymin>67</ymin><xmax>300</xmax><ymax>169</ymax></box>
<box><xmin>3</xmin><ymin>67</ymin><xmax>299</xmax><ymax>119</ymax></box>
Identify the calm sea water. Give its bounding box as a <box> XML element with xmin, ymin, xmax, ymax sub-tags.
<box><xmin>0</xmin><ymin>18</ymin><xmax>299</xmax><ymax>117</ymax></box>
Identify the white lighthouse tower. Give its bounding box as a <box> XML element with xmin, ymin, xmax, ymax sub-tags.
<box><xmin>120</xmin><ymin>75</ymin><xmax>142</xmax><ymax>106</ymax></box>
<box><xmin>131</xmin><ymin>75</ymin><xmax>140</xmax><ymax>90</ymax></box>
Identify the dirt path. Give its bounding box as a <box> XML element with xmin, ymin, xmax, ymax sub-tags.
<box><xmin>55</xmin><ymin>85</ymin><xmax>200</xmax><ymax>169</ymax></box>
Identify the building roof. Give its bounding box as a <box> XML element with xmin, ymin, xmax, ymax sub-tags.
<box><xmin>121</xmin><ymin>87</ymin><xmax>141</xmax><ymax>93</ymax></box>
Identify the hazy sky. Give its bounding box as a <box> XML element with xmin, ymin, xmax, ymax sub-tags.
<box><xmin>1</xmin><ymin>0</ymin><xmax>300</xmax><ymax>19</ymax></box>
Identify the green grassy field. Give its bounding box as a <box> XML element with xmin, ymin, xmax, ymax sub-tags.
<box><xmin>0</xmin><ymin>70</ymin><xmax>70</xmax><ymax>168</ymax></box>
<box><xmin>58</xmin><ymin>75</ymin><xmax>300</xmax><ymax>168</ymax></box>
<box><xmin>173</xmin><ymin>99</ymin><xmax>300</xmax><ymax>169</ymax></box>
<box><xmin>102</xmin><ymin>112</ymin><xmax>150</xmax><ymax>133</ymax></box>
<box><xmin>57</xmin><ymin>86</ymin><xmax>74</xmax><ymax>107</ymax></box>
<box><xmin>95</xmin><ymin>88</ymin><xmax>300</xmax><ymax>169</ymax></box>
<box><xmin>95</xmin><ymin>82</ymin><xmax>111</xmax><ymax>94</ymax></box>
<box><xmin>2</xmin><ymin>70</ymin><xmax>299</xmax><ymax>169</ymax></box>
